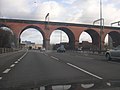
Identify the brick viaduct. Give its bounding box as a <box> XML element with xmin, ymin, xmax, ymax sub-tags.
<box><xmin>0</xmin><ymin>18</ymin><xmax>120</xmax><ymax>50</ymax></box>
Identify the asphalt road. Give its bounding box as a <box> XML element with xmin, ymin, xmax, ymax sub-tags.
<box><xmin>0</xmin><ymin>50</ymin><xmax>120</xmax><ymax>90</ymax></box>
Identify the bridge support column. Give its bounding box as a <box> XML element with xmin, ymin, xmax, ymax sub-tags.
<box><xmin>15</xmin><ymin>37</ymin><xmax>20</xmax><ymax>48</ymax></box>
<box><xmin>75</xmin><ymin>40</ymin><xmax>79</xmax><ymax>50</ymax></box>
<box><xmin>44</xmin><ymin>39</ymin><xmax>50</xmax><ymax>50</ymax></box>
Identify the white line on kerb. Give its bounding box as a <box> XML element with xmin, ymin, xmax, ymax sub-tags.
<box><xmin>10</xmin><ymin>64</ymin><xmax>15</xmax><ymax>68</ymax></box>
<box><xmin>0</xmin><ymin>77</ymin><xmax>2</xmax><ymax>80</ymax></box>
<box><xmin>17</xmin><ymin>59</ymin><xmax>21</xmax><ymax>62</ymax></box>
<box><xmin>44</xmin><ymin>53</ymin><xmax>48</xmax><ymax>56</ymax></box>
<box><xmin>51</xmin><ymin>56</ymin><xmax>59</xmax><ymax>61</ymax></box>
<box><xmin>67</xmin><ymin>63</ymin><xmax>103</xmax><ymax>80</ymax></box>
<box><xmin>15</xmin><ymin>61</ymin><xmax>18</xmax><ymax>64</ymax></box>
<box><xmin>16</xmin><ymin>51</ymin><xmax>28</xmax><ymax>63</ymax></box>
<box><xmin>3</xmin><ymin>69</ymin><xmax>11</xmax><ymax>74</ymax></box>
<box><xmin>19</xmin><ymin>51</ymin><xmax>28</xmax><ymax>60</ymax></box>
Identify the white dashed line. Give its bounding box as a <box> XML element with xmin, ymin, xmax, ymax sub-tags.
<box><xmin>67</xmin><ymin>63</ymin><xmax>103</xmax><ymax>80</ymax></box>
<box><xmin>51</xmin><ymin>56</ymin><xmax>59</xmax><ymax>61</ymax></box>
<box><xmin>0</xmin><ymin>51</ymin><xmax>28</xmax><ymax>80</ymax></box>
<box><xmin>14</xmin><ymin>51</ymin><xmax>28</xmax><ymax>64</ymax></box>
<box><xmin>106</xmin><ymin>82</ymin><xmax>111</xmax><ymax>86</ymax></box>
<box><xmin>17</xmin><ymin>51</ymin><xmax>28</xmax><ymax>61</ymax></box>
<box><xmin>44</xmin><ymin>53</ymin><xmax>48</xmax><ymax>56</ymax></box>
<box><xmin>14</xmin><ymin>61</ymin><xmax>18</xmax><ymax>64</ymax></box>
<box><xmin>17</xmin><ymin>59</ymin><xmax>21</xmax><ymax>62</ymax></box>
<box><xmin>0</xmin><ymin>77</ymin><xmax>2</xmax><ymax>80</ymax></box>
<box><xmin>10</xmin><ymin>64</ymin><xmax>15</xmax><ymax>68</ymax></box>
<box><xmin>3</xmin><ymin>69</ymin><xmax>11</xmax><ymax>74</ymax></box>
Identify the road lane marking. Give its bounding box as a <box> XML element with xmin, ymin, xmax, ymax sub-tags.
<box><xmin>14</xmin><ymin>51</ymin><xmax>28</xmax><ymax>63</ymax></box>
<box><xmin>19</xmin><ymin>51</ymin><xmax>28</xmax><ymax>60</ymax></box>
<box><xmin>106</xmin><ymin>82</ymin><xmax>111</xmax><ymax>86</ymax></box>
<box><xmin>51</xmin><ymin>56</ymin><xmax>59</xmax><ymax>61</ymax></box>
<box><xmin>3</xmin><ymin>69</ymin><xmax>11</xmax><ymax>74</ymax></box>
<box><xmin>17</xmin><ymin>59</ymin><xmax>21</xmax><ymax>62</ymax></box>
<box><xmin>14</xmin><ymin>61</ymin><xmax>18</xmax><ymax>64</ymax></box>
<box><xmin>0</xmin><ymin>51</ymin><xmax>28</xmax><ymax>80</ymax></box>
<box><xmin>67</xmin><ymin>63</ymin><xmax>103</xmax><ymax>80</ymax></box>
<box><xmin>0</xmin><ymin>77</ymin><xmax>2</xmax><ymax>80</ymax></box>
<box><xmin>44</xmin><ymin>53</ymin><xmax>48</xmax><ymax>56</ymax></box>
<box><xmin>10</xmin><ymin>64</ymin><xmax>15</xmax><ymax>68</ymax></box>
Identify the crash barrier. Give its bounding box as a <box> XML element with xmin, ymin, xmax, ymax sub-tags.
<box><xmin>0</xmin><ymin>48</ymin><xmax>20</xmax><ymax>54</ymax></box>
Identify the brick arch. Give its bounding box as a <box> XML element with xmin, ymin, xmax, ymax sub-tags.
<box><xmin>0</xmin><ymin>24</ymin><xmax>17</xmax><ymax>48</ymax></box>
<box><xmin>0</xmin><ymin>24</ymin><xmax>10</xmax><ymax>28</ymax></box>
<box><xmin>0</xmin><ymin>24</ymin><xmax>14</xmax><ymax>34</ymax></box>
<box><xmin>106</xmin><ymin>31</ymin><xmax>120</xmax><ymax>47</ymax></box>
<box><xmin>19</xmin><ymin>25</ymin><xmax>46</xmax><ymax>47</ymax></box>
<box><xmin>0</xmin><ymin>19</ymin><xmax>120</xmax><ymax>50</ymax></box>
<box><xmin>82</xmin><ymin>29</ymin><xmax>100</xmax><ymax>48</ymax></box>
<box><xmin>50</xmin><ymin>27</ymin><xmax>75</xmax><ymax>49</ymax></box>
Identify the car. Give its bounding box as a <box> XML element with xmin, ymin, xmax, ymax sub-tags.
<box><xmin>57</xmin><ymin>45</ymin><xmax>66</xmax><ymax>53</ymax></box>
<box><xmin>40</xmin><ymin>47</ymin><xmax>46</xmax><ymax>52</ymax></box>
<box><xmin>105</xmin><ymin>45</ymin><xmax>120</xmax><ymax>60</ymax></box>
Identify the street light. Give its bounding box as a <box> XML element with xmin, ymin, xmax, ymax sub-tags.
<box><xmin>109</xmin><ymin>21</ymin><xmax>120</xmax><ymax>49</ymax></box>
<box><xmin>93</xmin><ymin>0</ymin><xmax>104</xmax><ymax>52</ymax></box>
<box><xmin>45</xmin><ymin>13</ymin><xmax>50</xmax><ymax>30</ymax></box>
<box><xmin>93</xmin><ymin>18</ymin><xmax>104</xmax><ymax>52</ymax></box>
<box><xmin>111</xmin><ymin>21</ymin><xmax>120</xmax><ymax>27</ymax></box>
<box><xmin>93</xmin><ymin>18</ymin><xmax>104</xmax><ymax>26</ymax></box>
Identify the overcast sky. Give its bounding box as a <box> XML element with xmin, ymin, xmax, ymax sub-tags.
<box><xmin>0</xmin><ymin>0</ymin><xmax>120</xmax><ymax>44</ymax></box>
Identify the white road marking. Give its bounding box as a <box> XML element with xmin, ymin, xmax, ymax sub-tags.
<box><xmin>44</xmin><ymin>53</ymin><xmax>48</xmax><ymax>56</ymax></box>
<box><xmin>14</xmin><ymin>61</ymin><xmax>18</xmax><ymax>64</ymax></box>
<box><xmin>0</xmin><ymin>77</ymin><xmax>2</xmax><ymax>80</ymax></box>
<box><xmin>19</xmin><ymin>51</ymin><xmax>28</xmax><ymax>60</ymax></box>
<box><xmin>81</xmin><ymin>83</ymin><xmax>94</xmax><ymax>88</ymax></box>
<box><xmin>17</xmin><ymin>59</ymin><xmax>21</xmax><ymax>62</ymax></box>
<box><xmin>1</xmin><ymin>51</ymin><xmax>28</xmax><ymax>76</ymax></box>
<box><xmin>67</xmin><ymin>63</ymin><xmax>103</xmax><ymax>80</ymax></box>
<box><xmin>14</xmin><ymin>51</ymin><xmax>28</xmax><ymax>64</ymax></box>
<box><xmin>10</xmin><ymin>64</ymin><xmax>15</xmax><ymax>68</ymax></box>
<box><xmin>3</xmin><ymin>69</ymin><xmax>11</xmax><ymax>74</ymax></box>
<box><xmin>51</xmin><ymin>56</ymin><xmax>59</xmax><ymax>61</ymax></box>
<box><xmin>106</xmin><ymin>82</ymin><xmax>111</xmax><ymax>86</ymax></box>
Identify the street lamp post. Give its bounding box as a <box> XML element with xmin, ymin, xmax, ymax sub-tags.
<box><xmin>111</xmin><ymin>21</ymin><xmax>120</xmax><ymax>26</ymax></box>
<box><xmin>93</xmin><ymin>0</ymin><xmax>104</xmax><ymax>52</ymax></box>
<box><xmin>100</xmin><ymin>0</ymin><xmax>103</xmax><ymax>52</ymax></box>
<box><xmin>110</xmin><ymin>21</ymin><xmax>120</xmax><ymax>48</ymax></box>
<box><xmin>45</xmin><ymin>13</ymin><xmax>50</xmax><ymax>30</ymax></box>
<box><xmin>93</xmin><ymin>18</ymin><xmax>104</xmax><ymax>52</ymax></box>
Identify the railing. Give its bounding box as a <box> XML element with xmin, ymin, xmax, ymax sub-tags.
<box><xmin>0</xmin><ymin>48</ymin><xmax>20</xmax><ymax>54</ymax></box>
<box><xmin>75</xmin><ymin>49</ymin><xmax>107</xmax><ymax>55</ymax></box>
